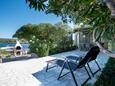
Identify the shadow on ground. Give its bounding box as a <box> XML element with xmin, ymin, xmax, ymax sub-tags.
<box><xmin>2</xmin><ymin>56</ymin><xmax>38</xmax><ymax>63</ymax></box>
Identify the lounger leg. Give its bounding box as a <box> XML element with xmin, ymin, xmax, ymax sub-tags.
<box><xmin>58</xmin><ymin>60</ymin><xmax>78</xmax><ymax>86</ymax></box>
<box><xmin>81</xmin><ymin>66</ymin><xmax>91</xmax><ymax>86</ymax></box>
<box><xmin>66</xmin><ymin>61</ymin><xmax>78</xmax><ymax>86</ymax></box>
<box><xmin>46</xmin><ymin>63</ymin><xmax>49</xmax><ymax>72</ymax></box>
<box><xmin>92</xmin><ymin>60</ymin><xmax>101</xmax><ymax>76</ymax></box>
<box><xmin>87</xmin><ymin>60</ymin><xmax>101</xmax><ymax>77</ymax></box>
<box><xmin>84</xmin><ymin>66</ymin><xmax>91</xmax><ymax>79</ymax></box>
<box><xmin>95</xmin><ymin>60</ymin><xmax>101</xmax><ymax>70</ymax></box>
<box><xmin>57</xmin><ymin>59</ymin><xmax>72</xmax><ymax>80</ymax></box>
<box><xmin>57</xmin><ymin>60</ymin><xmax>66</xmax><ymax>80</ymax></box>
<box><xmin>46</xmin><ymin>63</ymin><xmax>57</xmax><ymax>72</ymax></box>
<box><xmin>87</xmin><ymin>63</ymin><xmax>94</xmax><ymax>76</ymax></box>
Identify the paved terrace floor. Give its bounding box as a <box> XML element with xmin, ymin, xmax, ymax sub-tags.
<box><xmin>0</xmin><ymin>50</ymin><xmax>109</xmax><ymax>86</ymax></box>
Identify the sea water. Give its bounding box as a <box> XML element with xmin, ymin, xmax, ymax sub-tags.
<box><xmin>0</xmin><ymin>43</ymin><xmax>29</xmax><ymax>51</ymax></box>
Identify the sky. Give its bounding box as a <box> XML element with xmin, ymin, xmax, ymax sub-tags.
<box><xmin>0</xmin><ymin>0</ymin><xmax>62</xmax><ymax>38</ymax></box>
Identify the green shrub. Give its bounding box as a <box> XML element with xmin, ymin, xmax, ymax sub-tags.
<box><xmin>0</xmin><ymin>49</ymin><xmax>11</xmax><ymax>58</ymax></box>
<box><xmin>29</xmin><ymin>39</ymin><xmax>50</xmax><ymax>57</ymax></box>
<box><xmin>94</xmin><ymin>58</ymin><xmax>115</xmax><ymax>86</ymax></box>
<box><xmin>13</xmin><ymin>23</ymin><xmax>75</xmax><ymax>57</ymax></box>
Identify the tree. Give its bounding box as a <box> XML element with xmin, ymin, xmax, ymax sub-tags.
<box><xmin>55</xmin><ymin>22</ymin><xmax>72</xmax><ymax>32</ymax></box>
<box><xmin>26</xmin><ymin>0</ymin><xmax>115</xmax><ymax>58</ymax></box>
<box><xmin>13</xmin><ymin>24</ymin><xmax>36</xmax><ymax>40</ymax></box>
<box><xmin>13</xmin><ymin>23</ymin><xmax>68</xmax><ymax>57</ymax></box>
<box><xmin>31</xmin><ymin>23</ymin><xmax>68</xmax><ymax>56</ymax></box>
<box><xmin>55</xmin><ymin>22</ymin><xmax>73</xmax><ymax>51</ymax></box>
<box><xmin>25</xmin><ymin>0</ymin><xmax>115</xmax><ymax>40</ymax></box>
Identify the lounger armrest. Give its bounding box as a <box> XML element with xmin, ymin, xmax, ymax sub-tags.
<box><xmin>46</xmin><ymin>59</ymin><xmax>57</xmax><ymax>63</ymax></box>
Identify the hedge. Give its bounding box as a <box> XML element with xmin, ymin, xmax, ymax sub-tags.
<box><xmin>94</xmin><ymin>58</ymin><xmax>115</xmax><ymax>86</ymax></box>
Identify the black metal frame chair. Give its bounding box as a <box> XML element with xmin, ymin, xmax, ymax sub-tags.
<box><xmin>46</xmin><ymin>46</ymin><xmax>101</xmax><ymax>86</ymax></box>
<box><xmin>46</xmin><ymin>58</ymin><xmax>91</xmax><ymax>86</ymax></box>
<box><xmin>76</xmin><ymin>46</ymin><xmax>101</xmax><ymax>77</ymax></box>
<box><xmin>65</xmin><ymin>55</ymin><xmax>101</xmax><ymax>77</ymax></box>
<box><xmin>86</xmin><ymin>59</ymin><xmax>101</xmax><ymax>77</ymax></box>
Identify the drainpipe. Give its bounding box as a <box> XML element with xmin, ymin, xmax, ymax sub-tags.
<box><xmin>77</xmin><ymin>31</ymin><xmax>80</xmax><ymax>50</ymax></box>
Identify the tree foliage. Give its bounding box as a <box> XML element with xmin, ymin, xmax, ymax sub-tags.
<box><xmin>13</xmin><ymin>23</ymin><xmax>69</xmax><ymax>57</ymax></box>
<box><xmin>55</xmin><ymin>22</ymin><xmax>72</xmax><ymax>32</ymax></box>
<box><xmin>13</xmin><ymin>24</ymin><xmax>36</xmax><ymax>40</ymax></box>
<box><xmin>26</xmin><ymin>0</ymin><xmax>115</xmax><ymax>41</ymax></box>
<box><xmin>54</xmin><ymin>22</ymin><xmax>74</xmax><ymax>53</ymax></box>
